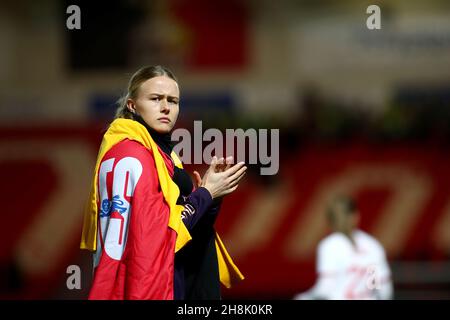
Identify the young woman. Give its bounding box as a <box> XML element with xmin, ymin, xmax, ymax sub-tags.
<box><xmin>80</xmin><ymin>65</ymin><xmax>246</xmax><ymax>299</ymax></box>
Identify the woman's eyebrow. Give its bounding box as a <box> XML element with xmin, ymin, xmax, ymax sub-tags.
<box><xmin>148</xmin><ymin>93</ymin><xmax>179</xmax><ymax>99</ymax></box>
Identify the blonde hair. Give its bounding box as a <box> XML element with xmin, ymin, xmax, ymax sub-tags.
<box><xmin>115</xmin><ymin>65</ymin><xmax>178</xmax><ymax>120</ymax></box>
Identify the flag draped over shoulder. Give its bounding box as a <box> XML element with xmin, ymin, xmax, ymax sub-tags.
<box><xmin>80</xmin><ymin>118</ymin><xmax>244</xmax><ymax>288</ymax></box>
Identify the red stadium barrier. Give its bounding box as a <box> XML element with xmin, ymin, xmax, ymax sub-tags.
<box><xmin>1</xmin><ymin>126</ymin><xmax>449</xmax><ymax>298</ymax></box>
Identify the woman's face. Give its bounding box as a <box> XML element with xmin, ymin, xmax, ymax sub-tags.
<box><xmin>127</xmin><ymin>76</ymin><xmax>180</xmax><ymax>134</ymax></box>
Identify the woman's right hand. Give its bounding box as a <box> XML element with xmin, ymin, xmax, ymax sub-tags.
<box><xmin>194</xmin><ymin>156</ymin><xmax>247</xmax><ymax>199</ymax></box>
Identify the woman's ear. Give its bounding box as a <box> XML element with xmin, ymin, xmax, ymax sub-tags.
<box><xmin>126</xmin><ymin>99</ymin><xmax>136</xmax><ymax>114</ymax></box>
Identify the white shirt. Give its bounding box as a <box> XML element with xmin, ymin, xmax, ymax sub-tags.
<box><xmin>294</xmin><ymin>230</ymin><xmax>393</xmax><ymax>300</ymax></box>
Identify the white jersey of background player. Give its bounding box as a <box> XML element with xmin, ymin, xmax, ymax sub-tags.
<box><xmin>294</xmin><ymin>196</ymin><xmax>393</xmax><ymax>300</ymax></box>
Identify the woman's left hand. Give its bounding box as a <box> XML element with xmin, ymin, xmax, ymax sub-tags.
<box><xmin>193</xmin><ymin>156</ymin><xmax>233</xmax><ymax>188</ymax></box>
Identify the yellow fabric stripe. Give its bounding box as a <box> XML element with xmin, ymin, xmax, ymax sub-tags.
<box><xmin>80</xmin><ymin>118</ymin><xmax>243</xmax><ymax>288</ymax></box>
<box><xmin>170</xmin><ymin>151</ymin><xmax>183</xmax><ymax>169</ymax></box>
<box><xmin>215</xmin><ymin>233</ymin><xmax>245</xmax><ymax>288</ymax></box>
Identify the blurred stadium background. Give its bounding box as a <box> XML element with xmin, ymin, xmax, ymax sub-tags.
<box><xmin>1</xmin><ymin>0</ymin><xmax>450</xmax><ymax>299</ymax></box>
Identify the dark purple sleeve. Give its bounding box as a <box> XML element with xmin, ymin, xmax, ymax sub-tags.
<box><xmin>208</xmin><ymin>198</ymin><xmax>222</xmax><ymax>216</ymax></box>
<box><xmin>181</xmin><ymin>187</ymin><xmax>220</xmax><ymax>230</ymax></box>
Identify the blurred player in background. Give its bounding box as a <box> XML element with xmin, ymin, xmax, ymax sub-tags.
<box><xmin>294</xmin><ymin>195</ymin><xmax>393</xmax><ymax>300</ymax></box>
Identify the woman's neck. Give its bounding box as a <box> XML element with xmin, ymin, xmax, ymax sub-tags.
<box><xmin>133</xmin><ymin>115</ymin><xmax>173</xmax><ymax>156</ymax></box>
